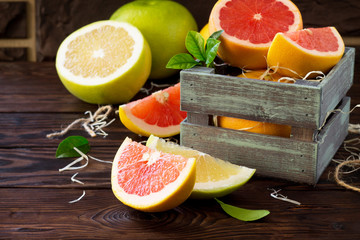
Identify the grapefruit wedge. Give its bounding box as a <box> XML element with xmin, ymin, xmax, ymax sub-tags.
<box><xmin>208</xmin><ymin>0</ymin><xmax>303</xmax><ymax>69</ymax></box>
<box><xmin>111</xmin><ymin>137</ymin><xmax>196</xmax><ymax>212</ymax></box>
<box><xmin>267</xmin><ymin>27</ymin><xmax>345</xmax><ymax>78</ymax></box>
<box><xmin>119</xmin><ymin>83</ymin><xmax>187</xmax><ymax>137</ymax></box>
<box><xmin>146</xmin><ymin>135</ymin><xmax>256</xmax><ymax>199</ymax></box>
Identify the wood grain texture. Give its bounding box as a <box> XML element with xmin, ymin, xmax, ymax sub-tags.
<box><xmin>316</xmin><ymin>97</ymin><xmax>350</xmax><ymax>182</ymax></box>
<box><xmin>1</xmin><ymin>62</ymin><xmax>360</xmax><ymax>239</ymax></box>
<box><xmin>319</xmin><ymin>48</ymin><xmax>355</xmax><ymax>126</ymax></box>
<box><xmin>181</xmin><ymin>67</ymin><xmax>321</xmax><ymax>128</ymax></box>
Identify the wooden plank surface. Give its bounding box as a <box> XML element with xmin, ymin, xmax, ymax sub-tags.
<box><xmin>1</xmin><ymin>62</ymin><xmax>360</xmax><ymax>239</ymax></box>
<box><xmin>181</xmin><ymin>67</ymin><xmax>321</xmax><ymax>128</ymax></box>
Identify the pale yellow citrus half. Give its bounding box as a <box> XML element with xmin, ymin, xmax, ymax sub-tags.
<box><xmin>56</xmin><ymin>20</ymin><xmax>151</xmax><ymax>104</ymax></box>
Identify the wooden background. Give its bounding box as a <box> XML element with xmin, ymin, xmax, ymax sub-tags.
<box><xmin>1</xmin><ymin>0</ymin><xmax>360</xmax><ymax>72</ymax></box>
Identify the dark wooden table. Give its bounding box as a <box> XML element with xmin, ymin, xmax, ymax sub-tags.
<box><xmin>1</xmin><ymin>62</ymin><xmax>360</xmax><ymax>239</ymax></box>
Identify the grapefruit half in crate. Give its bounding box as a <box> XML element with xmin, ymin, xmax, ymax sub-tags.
<box><xmin>208</xmin><ymin>0</ymin><xmax>303</xmax><ymax>69</ymax></box>
<box><xmin>119</xmin><ymin>83</ymin><xmax>186</xmax><ymax>137</ymax></box>
<box><xmin>267</xmin><ymin>27</ymin><xmax>345</xmax><ymax>78</ymax></box>
<box><xmin>111</xmin><ymin>137</ymin><xmax>196</xmax><ymax>212</ymax></box>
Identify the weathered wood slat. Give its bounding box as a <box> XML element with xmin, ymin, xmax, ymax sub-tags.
<box><xmin>316</xmin><ymin>97</ymin><xmax>350</xmax><ymax>182</ymax></box>
<box><xmin>181</xmin><ymin>67</ymin><xmax>320</xmax><ymax>128</ymax></box>
<box><xmin>319</xmin><ymin>48</ymin><xmax>355</xmax><ymax>125</ymax></box>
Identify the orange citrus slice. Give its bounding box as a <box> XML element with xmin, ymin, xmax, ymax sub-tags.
<box><xmin>267</xmin><ymin>26</ymin><xmax>345</xmax><ymax>78</ymax></box>
<box><xmin>55</xmin><ymin>20</ymin><xmax>151</xmax><ymax>104</ymax></box>
<box><xmin>208</xmin><ymin>0</ymin><xmax>303</xmax><ymax>69</ymax></box>
<box><xmin>119</xmin><ymin>83</ymin><xmax>187</xmax><ymax>137</ymax></box>
<box><xmin>111</xmin><ymin>137</ymin><xmax>196</xmax><ymax>212</ymax></box>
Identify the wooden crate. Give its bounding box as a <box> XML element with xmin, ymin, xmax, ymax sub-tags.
<box><xmin>180</xmin><ymin>47</ymin><xmax>355</xmax><ymax>184</ymax></box>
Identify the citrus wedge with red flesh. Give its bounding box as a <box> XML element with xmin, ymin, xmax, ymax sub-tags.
<box><xmin>208</xmin><ymin>0</ymin><xmax>303</xmax><ymax>69</ymax></box>
<box><xmin>267</xmin><ymin>27</ymin><xmax>345</xmax><ymax>78</ymax></box>
<box><xmin>111</xmin><ymin>137</ymin><xmax>196</xmax><ymax>212</ymax></box>
<box><xmin>119</xmin><ymin>83</ymin><xmax>187</xmax><ymax>137</ymax></box>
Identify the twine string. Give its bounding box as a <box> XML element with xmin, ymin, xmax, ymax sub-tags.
<box><xmin>46</xmin><ymin>105</ymin><xmax>113</xmax><ymax>138</ymax></box>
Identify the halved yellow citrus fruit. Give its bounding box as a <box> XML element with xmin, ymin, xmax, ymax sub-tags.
<box><xmin>267</xmin><ymin>26</ymin><xmax>345</xmax><ymax>78</ymax></box>
<box><xmin>119</xmin><ymin>83</ymin><xmax>187</xmax><ymax>137</ymax></box>
<box><xmin>56</xmin><ymin>20</ymin><xmax>151</xmax><ymax>104</ymax></box>
<box><xmin>111</xmin><ymin>137</ymin><xmax>196</xmax><ymax>212</ymax></box>
<box><xmin>208</xmin><ymin>0</ymin><xmax>303</xmax><ymax>69</ymax></box>
<box><xmin>146</xmin><ymin>135</ymin><xmax>256</xmax><ymax>199</ymax></box>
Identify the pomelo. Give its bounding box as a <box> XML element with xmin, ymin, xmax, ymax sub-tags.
<box><xmin>208</xmin><ymin>0</ymin><xmax>303</xmax><ymax>69</ymax></box>
<box><xmin>146</xmin><ymin>135</ymin><xmax>256</xmax><ymax>199</ymax></box>
<box><xmin>110</xmin><ymin>0</ymin><xmax>198</xmax><ymax>79</ymax></box>
<box><xmin>55</xmin><ymin>20</ymin><xmax>151</xmax><ymax>104</ymax></box>
<box><xmin>111</xmin><ymin>137</ymin><xmax>196</xmax><ymax>212</ymax></box>
<box><xmin>267</xmin><ymin>27</ymin><xmax>345</xmax><ymax>78</ymax></box>
<box><xmin>119</xmin><ymin>83</ymin><xmax>186</xmax><ymax>137</ymax></box>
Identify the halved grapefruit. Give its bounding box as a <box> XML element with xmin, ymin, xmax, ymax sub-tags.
<box><xmin>208</xmin><ymin>0</ymin><xmax>303</xmax><ymax>69</ymax></box>
<box><xmin>111</xmin><ymin>137</ymin><xmax>196</xmax><ymax>212</ymax></box>
<box><xmin>119</xmin><ymin>83</ymin><xmax>187</xmax><ymax>137</ymax></box>
<box><xmin>267</xmin><ymin>27</ymin><xmax>345</xmax><ymax>78</ymax></box>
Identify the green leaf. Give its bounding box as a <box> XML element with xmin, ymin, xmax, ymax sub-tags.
<box><xmin>55</xmin><ymin>136</ymin><xmax>90</xmax><ymax>158</ymax></box>
<box><xmin>205</xmin><ymin>38</ymin><xmax>221</xmax><ymax>67</ymax></box>
<box><xmin>209</xmin><ymin>30</ymin><xmax>224</xmax><ymax>40</ymax></box>
<box><xmin>185</xmin><ymin>31</ymin><xmax>206</xmax><ymax>62</ymax></box>
<box><xmin>215</xmin><ymin>198</ymin><xmax>270</xmax><ymax>222</ymax></box>
<box><xmin>166</xmin><ymin>53</ymin><xmax>201</xmax><ymax>69</ymax></box>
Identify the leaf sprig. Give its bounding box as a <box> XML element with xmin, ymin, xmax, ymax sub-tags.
<box><xmin>166</xmin><ymin>30</ymin><xmax>223</xmax><ymax>69</ymax></box>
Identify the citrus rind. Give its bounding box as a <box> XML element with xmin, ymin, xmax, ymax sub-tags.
<box><xmin>111</xmin><ymin>137</ymin><xmax>196</xmax><ymax>212</ymax></box>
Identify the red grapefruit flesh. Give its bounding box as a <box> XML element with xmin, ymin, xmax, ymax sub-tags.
<box><xmin>119</xmin><ymin>83</ymin><xmax>187</xmax><ymax>137</ymax></box>
<box><xmin>208</xmin><ymin>0</ymin><xmax>303</xmax><ymax>69</ymax></box>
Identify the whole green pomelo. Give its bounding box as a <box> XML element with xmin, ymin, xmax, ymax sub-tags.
<box><xmin>110</xmin><ymin>0</ymin><xmax>198</xmax><ymax>79</ymax></box>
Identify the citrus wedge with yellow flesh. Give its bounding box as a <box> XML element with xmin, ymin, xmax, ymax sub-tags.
<box><xmin>146</xmin><ymin>135</ymin><xmax>256</xmax><ymax>199</ymax></box>
<box><xmin>111</xmin><ymin>137</ymin><xmax>196</xmax><ymax>212</ymax></box>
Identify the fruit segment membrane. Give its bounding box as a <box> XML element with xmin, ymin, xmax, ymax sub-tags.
<box><xmin>64</xmin><ymin>25</ymin><xmax>134</xmax><ymax>78</ymax></box>
<box><xmin>220</xmin><ymin>0</ymin><xmax>297</xmax><ymax>44</ymax></box>
<box><xmin>116</xmin><ymin>142</ymin><xmax>187</xmax><ymax>196</ymax></box>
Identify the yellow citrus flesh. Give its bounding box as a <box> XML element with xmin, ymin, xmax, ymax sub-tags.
<box><xmin>208</xmin><ymin>0</ymin><xmax>303</xmax><ymax>69</ymax></box>
<box><xmin>146</xmin><ymin>135</ymin><xmax>256</xmax><ymax>199</ymax></box>
<box><xmin>111</xmin><ymin>137</ymin><xmax>196</xmax><ymax>212</ymax></box>
<box><xmin>56</xmin><ymin>20</ymin><xmax>151</xmax><ymax>104</ymax></box>
<box><xmin>267</xmin><ymin>27</ymin><xmax>345</xmax><ymax>78</ymax></box>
